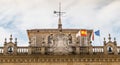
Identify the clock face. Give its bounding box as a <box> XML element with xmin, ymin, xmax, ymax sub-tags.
<box><xmin>7</xmin><ymin>46</ymin><xmax>14</xmax><ymax>53</ymax></box>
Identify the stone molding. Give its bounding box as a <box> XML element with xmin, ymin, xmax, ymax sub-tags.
<box><xmin>0</xmin><ymin>55</ymin><xmax>120</xmax><ymax>63</ymax></box>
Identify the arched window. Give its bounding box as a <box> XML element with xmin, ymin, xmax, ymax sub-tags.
<box><xmin>107</xmin><ymin>46</ymin><xmax>113</xmax><ymax>53</ymax></box>
<box><xmin>7</xmin><ymin>46</ymin><xmax>14</xmax><ymax>53</ymax></box>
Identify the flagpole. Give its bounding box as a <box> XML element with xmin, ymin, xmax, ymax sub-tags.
<box><xmin>99</xmin><ymin>36</ymin><xmax>102</xmax><ymax>46</ymax></box>
<box><xmin>92</xmin><ymin>31</ymin><xmax>95</xmax><ymax>46</ymax></box>
<box><xmin>94</xmin><ymin>30</ymin><xmax>102</xmax><ymax>46</ymax></box>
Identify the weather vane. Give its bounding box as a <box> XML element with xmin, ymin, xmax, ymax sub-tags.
<box><xmin>54</xmin><ymin>3</ymin><xmax>65</xmax><ymax>20</ymax></box>
<box><xmin>54</xmin><ymin>3</ymin><xmax>65</xmax><ymax>32</ymax></box>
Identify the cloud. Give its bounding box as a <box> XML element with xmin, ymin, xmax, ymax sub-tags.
<box><xmin>0</xmin><ymin>0</ymin><xmax>120</xmax><ymax>46</ymax></box>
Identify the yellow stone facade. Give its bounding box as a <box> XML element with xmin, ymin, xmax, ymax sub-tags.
<box><xmin>0</xmin><ymin>6</ymin><xmax>119</xmax><ymax>65</ymax></box>
<box><xmin>0</xmin><ymin>25</ymin><xmax>120</xmax><ymax>65</ymax></box>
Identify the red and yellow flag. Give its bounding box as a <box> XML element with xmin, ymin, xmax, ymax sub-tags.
<box><xmin>80</xmin><ymin>29</ymin><xmax>87</xmax><ymax>36</ymax></box>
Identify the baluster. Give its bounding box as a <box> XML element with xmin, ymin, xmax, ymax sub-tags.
<box><xmin>93</xmin><ymin>48</ymin><xmax>94</xmax><ymax>52</ymax></box>
<box><xmin>119</xmin><ymin>48</ymin><xmax>120</xmax><ymax>53</ymax></box>
<box><xmin>2</xmin><ymin>49</ymin><xmax>3</xmax><ymax>53</ymax></box>
<box><xmin>99</xmin><ymin>48</ymin><xmax>100</xmax><ymax>52</ymax></box>
<box><xmin>19</xmin><ymin>48</ymin><xmax>21</xmax><ymax>53</ymax></box>
<box><xmin>100</xmin><ymin>48</ymin><xmax>101</xmax><ymax>52</ymax></box>
<box><xmin>94</xmin><ymin>48</ymin><xmax>96</xmax><ymax>53</ymax></box>
<box><xmin>24</xmin><ymin>48</ymin><xmax>26</xmax><ymax>53</ymax></box>
<box><xmin>0</xmin><ymin>49</ymin><xmax>1</xmax><ymax>53</ymax></box>
<box><xmin>23</xmin><ymin>48</ymin><xmax>24</xmax><ymax>53</ymax></box>
<box><xmin>98</xmin><ymin>48</ymin><xmax>99</xmax><ymax>52</ymax></box>
<box><xmin>19</xmin><ymin>48</ymin><xmax>20</xmax><ymax>53</ymax></box>
<box><xmin>22</xmin><ymin>48</ymin><xmax>24</xmax><ymax>53</ymax></box>
<box><xmin>102</xmin><ymin>48</ymin><xmax>103</xmax><ymax>52</ymax></box>
<box><xmin>94</xmin><ymin>48</ymin><xmax>95</xmax><ymax>52</ymax></box>
<box><xmin>20</xmin><ymin>48</ymin><xmax>21</xmax><ymax>53</ymax></box>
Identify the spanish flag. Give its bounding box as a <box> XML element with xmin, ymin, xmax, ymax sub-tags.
<box><xmin>80</xmin><ymin>29</ymin><xmax>87</xmax><ymax>36</ymax></box>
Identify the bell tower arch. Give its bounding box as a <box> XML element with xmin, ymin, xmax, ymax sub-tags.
<box><xmin>104</xmin><ymin>34</ymin><xmax>118</xmax><ymax>55</ymax></box>
<box><xmin>3</xmin><ymin>35</ymin><xmax>17</xmax><ymax>55</ymax></box>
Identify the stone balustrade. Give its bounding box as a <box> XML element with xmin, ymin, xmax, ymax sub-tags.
<box><xmin>0</xmin><ymin>47</ymin><xmax>3</xmax><ymax>53</ymax></box>
<box><xmin>17</xmin><ymin>47</ymin><xmax>28</xmax><ymax>54</ymax></box>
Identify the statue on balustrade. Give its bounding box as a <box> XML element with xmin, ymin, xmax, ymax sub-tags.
<box><xmin>48</xmin><ymin>33</ymin><xmax>54</xmax><ymax>44</ymax></box>
<box><xmin>68</xmin><ymin>33</ymin><xmax>72</xmax><ymax>44</ymax></box>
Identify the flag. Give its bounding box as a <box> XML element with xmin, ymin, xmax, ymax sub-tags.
<box><xmin>91</xmin><ymin>31</ymin><xmax>94</xmax><ymax>41</ymax></box>
<box><xmin>80</xmin><ymin>29</ymin><xmax>87</xmax><ymax>37</ymax></box>
<box><xmin>76</xmin><ymin>31</ymin><xmax>80</xmax><ymax>37</ymax></box>
<box><xmin>95</xmin><ymin>30</ymin><xmax>100</xmax><ymax>36</ymax></box>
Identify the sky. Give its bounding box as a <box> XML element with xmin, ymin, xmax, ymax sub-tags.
<box><xmin>0</xmin><ymin>0</ymin><xmax>120</xmax><ymax>46</ymax></box>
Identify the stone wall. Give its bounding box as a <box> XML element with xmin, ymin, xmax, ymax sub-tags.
<box><xmin>0</xmin><ymin>55</ymin><xmax>120</xmax><ymax>65</ymax></box>
<box><xmin>0</xmin><ymin>62</ymin><xmax>120</xmax><ymax>65</ymax></box>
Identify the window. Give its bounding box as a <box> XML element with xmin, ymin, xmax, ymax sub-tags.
<box><xmin>7</xmin><ymin>46</ymin><xmax>14</xmax><ymax>53</ymax></box>
<box><xmin>107</xmin><ymin>46</ymin><xmax>113</xmax><ymax>53</ymax></box>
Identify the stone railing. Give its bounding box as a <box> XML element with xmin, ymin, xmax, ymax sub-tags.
<box><xmin>0</xmin><ymin>55</ymin><xmax>120</xmax><ymax>63</ymax></box>
<box><xmin>31</xmin><ymin>47</ymin><xmax>41</xmax><ymax>54</ymax></box>
<box><xmin>93</xmin><ymin>46</ymin><xmax>104</xmax><ymax>53</ymax></box>
<box><xmin>17</xmin><ymin>47</ymin><xmax>28</xmax><ymax>54</ymax></box>
<box><xmin>79</xmin><ymin>46</ymin><xmax>89</xmax><ymax>54</ymax></box>
<box><xmin>0</xmin><ymin>46</ymin><xmax>120</xmax><ymax>55</ymax></box>
<box><xmin>0</xmin><ymin>47</ymin><xmax>3</xmax><ymax>54</ymax></box>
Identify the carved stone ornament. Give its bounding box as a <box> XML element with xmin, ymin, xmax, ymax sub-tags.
<box><xmin>48</xmin><ymin>33</ymin><xmax>73</xmax><ymax>55</ymax></box>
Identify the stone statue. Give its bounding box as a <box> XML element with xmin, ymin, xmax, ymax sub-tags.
<box><xmin>48</xmin><ymin>34</ymin><xmax>54</xmax><ymax>44</ymax></box>
<box><xmin>68</xmin><ymin>33</ymin><xmax>72</xmax><ymax>44</ymax></box>
<box><xmin>42</xmin><ymin>38</ymin><xmax>45</xmax><ymax>46</ymax></box>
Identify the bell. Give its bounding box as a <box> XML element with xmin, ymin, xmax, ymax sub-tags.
<box><xmin>8</xmin><ymin>47</ymin><xmax>13</xmax><ymax>53</ymax></box>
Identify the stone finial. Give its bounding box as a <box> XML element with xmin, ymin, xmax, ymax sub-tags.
<box><xmin>15</xmin><ymin>38</ymin><xmax>17</xmax><ymax>44</ymax></box>
<box><xmin>10</xmin><ymin>34</ymin><xmax>13</xmax><ymax>42</ymax></box>
<box><xmin>104</xmin><ymin>37</ymin><xmax>106</xmax><ymax>41</ymax></box>
<box><xmin>4</xmin><ymin>38</ymin><xmax>7</xmax><ymax>43</ymax></box>
<box><xmin>108</xmin><ymin>34</ymin><xmax>111</xmax><ymax>41</ymax></box>
<box><xmin>104</xmin><ymin>37</ymin><xmax>106</xmax><ymax>45</ymax></box>
<box><xmin>114</xmin><ymin>37</ymin><xmax>116</xmax><ymax>44</ymax></box>
<box><xmin>114</xmin><ymin>37</ymin><xmax>116</xmax><ymax>41</ymax></box>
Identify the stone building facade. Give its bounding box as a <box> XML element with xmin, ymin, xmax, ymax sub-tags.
<box><xmin>0</xmin><ymin>19</ymin><xmax>120</xmax><ymax>65</ymax></box>
<box><xmin>0</xmin><ymin>5</ymin><xmax>120</xmax><ymax>65</ymax></box>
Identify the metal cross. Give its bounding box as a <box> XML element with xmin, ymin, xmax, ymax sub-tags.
<box><xmin>54</xmin><ymin>3</ymin><xmax>65</xmax><ymax>20</ymax></box>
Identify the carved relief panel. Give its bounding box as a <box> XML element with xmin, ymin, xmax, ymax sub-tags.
<box><xmin>48</xmin><ymin>33</ymin><xmax>73</xmax><ymax>55</ymax></box>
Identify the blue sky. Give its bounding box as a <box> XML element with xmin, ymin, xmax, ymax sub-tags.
<box><xmin>0</xmin><ymin>0</ymin><xmax>120</xmax><ymax>46</ymax></box>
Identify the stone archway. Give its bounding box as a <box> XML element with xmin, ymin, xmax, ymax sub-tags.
<box><xmin>104</xmin><ymin>43</ymin><xmax>118</xmax><ymax>55</ymax></box>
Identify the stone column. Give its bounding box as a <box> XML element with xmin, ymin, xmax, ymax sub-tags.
<box><xmin>114</xmin><ymin>47</ymin><xmax>118</xmax><ymax>55</ymax></box>
<box><xmin>14</xmin><ymin>46</ymin><xmax>17</xmax><ymax>55</ymax></box>
<box><xmin>28</xmin><ymin>46</ymin><xmax>32</xmax><ymax>55</ymax></box>
<box><xmin>89</xmin><ymin>46</ymin><xmax>93</xmax><ymax>54</ymax></box>
<box><xmin>3</xmin><ymin>46</ymin><xmax>7</xmax><ymax>55</ymax></box>
<box><xmin>104</xmin><ymin>46</ymin><xmax>108</xmax><ymax>55</ymax></box>
<box><xmin>76</xmin><ymin>46</ymin><xmax>80</xmax><ymax>54</ymax></box>
<box><xmin>41</xmin><ymin>46</ymin><xmax>45</xmax><ymax>54</ymax></box>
